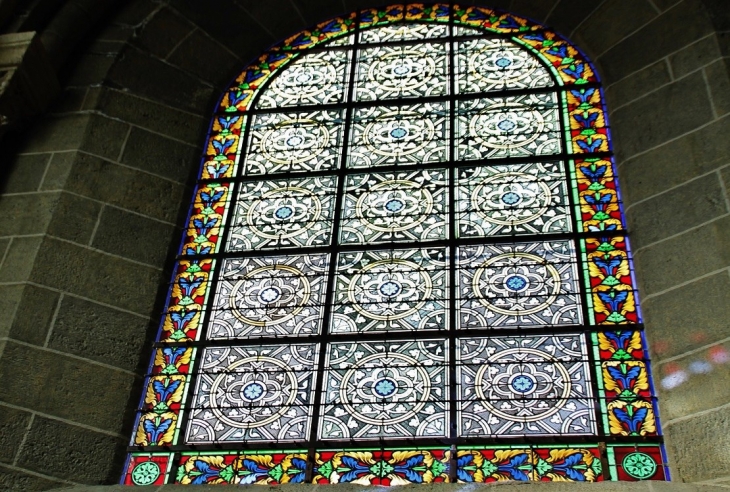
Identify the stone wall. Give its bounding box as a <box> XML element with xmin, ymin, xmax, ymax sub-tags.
<box><xmin>0</xmin><ymin>0</ymin><xmax>728</xmax><ymax>490</ymax></box>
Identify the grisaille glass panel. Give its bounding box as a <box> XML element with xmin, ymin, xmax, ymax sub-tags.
<box><xmin>126</xmin><ymin>6</ymin><xmax>666</xmax><ymax>486</ymax></box>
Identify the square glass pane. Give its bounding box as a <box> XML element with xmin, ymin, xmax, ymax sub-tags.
<box><xmin>227</xmin><ymin>175</ymin><xmax>338</xmax><ymax>251</ymax></box>
<box><xmin>455</xmin><ymin>38</ymin><xmax>554</xmax><ymax>93</ymax></box>
<box><xmin>354</xmin><ymin>42</ymin><xmax>449</xmax><ymax>101</ymax></box>
<box><xmin>457</xmin><ymin>334</ymin><xmax>596</xmax><ymax>437</ymax></box>
<box><xmin>207</xmin><ymin>254</ymin><xmax>329</xmax><ymax>339</ymax></box>
<box><xmin>456</xmin><ymin>93</ymin><xmax>561</xmax><ymax>160</ymax></box>
<box><xmin>319</xmin><ymin>339</ymin><xmax>449</xmax><ymax>440</ymax></box>
<box><xmin>185</xmin><ymin>343</ymin><xmax>318</xmax><ymax>443</ymax></box>
<box><xmin>332</xmin><ymin>248</ymin><xmax>448</xmax><ymax>333</ymax></box>
<box><xmin>457</xmin><ymin>241</ymin><xmax>583</xmax><ymax>329</ymax></box>
<box><xmin>256</xmin><ymin>49</ymin><xmax>351</xmax><ymax>108</ymax></box>
<box><xmin>456</xmin><ymin>162</ymin><xmax>572</xmax><ymax>237</ymax></box>
<box><xmin>245</xmin><ymin>109</ymin><xmax>345</xmax><ymax>175</ymax></box>
<box><xmin>360</xmin><ymin>23</ymin><xmax>449</xmax><ymax>43</ymax></box>
<box><xmin>349</xmin><ymin>102</ymin><xmax>449</xmax><ymax>168</ymax></box>
<box><xmin>340</xmin><ymin>168</ymin><xmax>448</xmax><ymax>245</ymax></box>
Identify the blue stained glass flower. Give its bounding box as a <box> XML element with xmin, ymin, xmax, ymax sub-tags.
<box><xmin>390</xmin><ymin>127</ymin><xmax>408</xmax><ymax>139</ymax></box>
<box><xmin>511</xmin><ymin>374</ymin><xmax>535</xmax><ymax>393</ymax></box>
<box><xmin>243</xmin><ymin>382</ymin><xmax>265</xmax><ymax>401</ymax></box>
<box><xmin>496</xmin><ymin>57</ymin><xmax>512</xmax><ymax>68</ymax></box>
<box><xmin>393</xmin><ymin>64</ymin><xmax>411</xmax><ymax>76</ymax></box>
<box><xmin>505</xmin><ymin>275</ymin><xmax>528</xmax><ymax>292</ymax></box>
<box><xmin>501</xmin><ymin>192</ymin><xmax>522</xmax><ymax>205</ymax></box>
<box><xmin>379</xmin><ymin>281</ymin><xmax>401</xmax><ymax>297</ymax></box>
<box><xmin>385</xmin><ymin>199</ymin><xmax>405</xmax><ymax>212</ymax></box>
<box><xmin>498</xmin><ymin>119</ymin><xmax>517</xmax><ymax>132</ymax></box>
<box><xmin>286</xmin><ymin>135</ymin><xmax>303</xmax><ymax>147</ymax></box>
<box><xmin>374</xmin><ymin>378</ymin><xmax>397</xmax><ymax>397</ymax></box>
<box><xmin>259</xmin><ymin>287</ymin><xmax>281</xmax><ymax>303</ymax></box>
<box><xmin>275</xmin><ymin>206</ymin><xmax>294</xmax><ymax>219</ymax></box>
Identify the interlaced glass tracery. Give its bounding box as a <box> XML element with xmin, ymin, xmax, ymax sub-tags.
<box><xmin>124</xmin><ymin>4</ymin><xmax>668</xmax><ymax>486</ymax></box>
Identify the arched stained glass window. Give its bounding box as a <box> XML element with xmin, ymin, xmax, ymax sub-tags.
<box><xmin>123</xmin><ymin>4</ymin><xmax>668</xmax><ymax>486</ymax></box>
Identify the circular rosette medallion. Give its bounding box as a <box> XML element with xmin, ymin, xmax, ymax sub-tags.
<box><xmin>247</xmin><ymin>186</ymin><xmax>323</xmax><ymax>240</ymax></box>
<box><xmin>261</xmin><ymin>119</ymin><xmax>329</xmax><ymax>165</ymax></box>
<box><xmin>472</xmin><ymin>252</ymin><xmax>561</xmax><ymax>316</ymax></box>
<box><xmin>348</xmin><ymin>258</ymin><xmax>433</xmax><ymax>321</ymax></box>
<box><xmin>340</xmin><ymin>352</ymin><xmax>431</xmax><ymax>425</ymax></box>
<box><xmin>468</xmin><ymin>43</ymin><xmax>548</xmax><ymax>88</ymax></box>
<box><xmin>622</xmin><ymin>452</ymin><xmax>658</xmax><ymax>480</ymax></box>
<box><xmin>355</xmin><ymin>179</ymin><xmax>434</xmax><ymax>233</ymax></box>
<box><xmin>368</xmin><ymin>49</ymin><xmax>437</xmax><ymax>94</ymax></box>
<box><xmin>469</xmin><ymin>101</ymin><xmax>545</xmax><ymax>150</ymax></box>
<box><xmin>230</xmin><ymin>264</ymin><xmax>311</xmax><ymax>327</ymax></box>
<box><xmin>274</xmin><ymin>60</ymin><xmax>337</xmax><ymax>100</ymax></box>
<box><xmin>131</xmin><ymin>461</ymin><xmax>161</xmax><ymax>486</ymax></box>
<box><xmin>471</xmin><ymin>171</ymin><xmax>552</xmax><ymax>226</ymax></box>
<box><xmin>362</xmin><ymin>110</ymin><xmax>436</xmax><ymax>157</ymax></box>
<box><xmin>474</xmin><ymin>347</ymin><xmax>572</xmax><ymax>422</ymax></box>
<box><xmin>209</xmin><ymin>356</ymin><xmax>299</xmax><ymax>428</ymax></box>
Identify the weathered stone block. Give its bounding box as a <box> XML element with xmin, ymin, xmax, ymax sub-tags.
<box><xmin>121</xmin><ymin>127</ymin><xmax>199</xmax><ymax>184</ymax></box>
<box><xmin>627</xmin><ymin>173</ymin><xmax>728</xmax><ymax>250</ymax></box>
<box><xmin>294</xmin><ymin>0</ymin><xmax>346</xmax><ymax>24</ymax></box>
<box><xmin>0</xmin><ymin>464</ymin><xmax>66</xmax><ymax>492</ymax></box>
<box><xmin>0</xmin><ymin>153</ymin><xmax>49</xmax><ymax>193</ymax></box>
<box><xmin>63</xmin><ymin>152</ymin><xmax>186</xmax><ymax>224</ymax></box>
<box><xmin>643</xmin><ymin>271</ymin><xmax>730</xmax><ymax>359</ymax></box>
<box><xmin>669</xmin><ymin>34</ymin><xmax>722</xmax><ymax>78</ymax></box>
<box><xmin>0</xmin><ymin>405</ymin><xmax>32</xmax><ymax>463</ymax></box>
<box><xmin>619</xmin><ymin>117</ymin><xmax>730</xmax><ymax>205</ymax></box>
<box><xmin>605</xmin><ymin>59</ymin><xmax>671</xmax><ymax>110</ymax></box>
<box><xmin>599</xmin><ymin>1</ymin><xmax>714</xmax><ymax>83</ymax></box>
<box><xmin>64</xmin><ymin>52</ymin><xmax>116</xmax><ymax>86</ymax></box>
<box><xmin>0</xmin><ymin>341</ymin><xmax>138</xmax><ymax>431</ymax></box>
<box><xmin>243</xmin><ymin>0</ymin><xmax>309</xmax><ymax>42</ymax></box>
<box><xmin>15</xmin><ymin>416</ymin><xmax>126</xmax><ymax>485</ymax></box>
<box><xmin>91</xmin><ymin>206</ymin><xmax>177</xmax><ymax>267</ymax></box>
<box><xmin>48</xmin><ymin>295</ymin><xmax>152</xmax><ymax>372</ymax></box>
<box><xmin>48</xmin><ymin>87</ymin><xmax>88</xmax><ymax>114</ymax></box>
<box><xmin>132</xmin><ymin>7</ymin><xmax>195</xmax><ymax>59</ymax></box>
<box><xmin>16</xmin><ymin>114</ymin><xmax>90</xmax><ymax>154</ymax></box>
<box><xmin>3</xmin><ymin>284</ymin><xmax>60</xmax><ymax>346</ymax></box>
<box><xmin>544</xmin><ymin>0</ymin><xmax>603</xmax><ymax>38</ymax></box>
<box><xmin>633</xmin><ymin>215</ymin><xmax>730</xmax><ymax>294</ymax></box>
<box><xmin>705</xmin><ymin>58</ymin><xmax>730</xmax><ymax>116</ymax></box>
<box><xmin>665</xmin><ymin>406</ymin><xmax>730</xmax><ymax>481</ymax></box>
<box><xmin>166</xmin><ymin>29</ymin><xmax>242</xmax><ymax>87</ymax></box>
<box><xmin>0</xmin><ymin>235</ymin><xmax>42</xmax><ymax>283</ymax></box>
<box><xmin>509</xmin><ymin>0</ymin><xmax>559</xmax><ymax>23</ymax></box>
<box><xmin>28</xmin><ymin>237</ymin><xmax>163</xmax><ymax>315</ymax></box>
<box><xmin>611</xmin><ymin>71</ymin><xmax>714</xmax><ymax>160</ymax></box>
<box><xmin>46</xmin><ymin>192</ymin><xmax>102</xmax><ymax>244</ymax></box>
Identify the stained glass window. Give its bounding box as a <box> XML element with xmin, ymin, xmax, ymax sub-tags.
<box><xmin>123</xmin><ymin>4</ymin><xmax>668</xmax><ymax>486</ymax></box>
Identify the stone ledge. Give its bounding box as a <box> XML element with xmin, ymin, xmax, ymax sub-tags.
<box><xmin>48</xmin><ymin>483</ymin><xmax>730</xmax><ymax>492</ymax></box>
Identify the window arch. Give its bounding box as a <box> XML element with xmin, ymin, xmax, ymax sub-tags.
<box><xmin>123</xmin><ymin>4</ymin><xmax>667</xmax><ymax>486</ymax></box>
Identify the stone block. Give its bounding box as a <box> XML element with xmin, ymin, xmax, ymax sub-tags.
<box><xmin>63</xmin><ymin>152</ymin><xmax>186</xmax><ymax>224</ymax></box>
<box><xmin>0</xmin><ymin>236</ymin><xmax>43</xmax><ymax>283</ymax></box>
<box><xmin>573</xmin><ymin>0</ymin><xmax>657</xmax><ymax>59</ymax></box>
<box><xmin>605</xmin><ymin>59</ymin><xmax>672</xmax><ymax>110</ymax></box>
<box><xmin>657</xmin><ymin>340</ymin><xmax>730</xmax><ymax>420</ymax></box>
<box><xmin>243</xmin><ymin>0</ymin><xmax>308</xmax><ymax>42</ymax></box>
<box><xmin>293</xmin><ymin>0</ymin><xmax>345</xmax><ymax>24</ymax></box>
<box><xmin>700</xmin><ymin>0</ymin><xmax>730</xmax><ymax>31</ymax></box>
<box><xmin>46</xmin><ymin>192</ymin><xmax>103</xmax><ymax>245</ymax></box>
<box><xmin>106</xmin><ymin>47</ymin><xmax>213</xmax><ymax>114</ymax></box>
<box><xmin>133</xmin><ymin>7</ymin><xmax>195</xmax><ymax>59</ymax></box>
<box><xmin>0</xmin><ymin>284</ymin><xmax>23</xmax><ymax>338</ymax></box>
<box><xmin>619</xmin><ymin>117</ymin><xmax>730</xmax><ymax>205</ymax></box>
<box><xmin>627</xmin><ymin>173</ymin><xmax>728</xmax><ymax>250</ymax></box>
<box><xmin>0</xmin><ymin>153</ymin><xmax>49</xmax><ymax>194</ymax></box>
<box><xmin>29</xmin><ymin>237</ymin><xmax>163</xmax><ymax>315</ymax></box>
<box><xmin>3</xmin><ymin>284</ymin><xmax>60</xmax><ymax>346</ymax></box>
<box><xmin>0</xmin><ymin>464</ymin><xmax>67</xmax><ymax>491</ymax></box>
<box><xmin>121</xmin><ymin>127</ymin><xmax>199</xmax><ymax>184</ymax></box>
<box><xmin>0</xmin><ymin>405</ymin><xmax>32</xmax><ymax>463</ymax></box>
<box><xmin>611</xmin><ymin>71</ymin><xmax>714</xmax><ymax>160</ymax></box>
<box><xmin>705</xmin><ymin>58</ymin><xmax>730</xmax><ymax>116</ymax></box>
<box><xmin>113</xmin><ymin>0</ymin><xmax>159</xmax><ymax>27</ymax></box>
<box><xmin>599</xmin><ymin>1</ymin><xmax>715</xmax><ymax>83</ymax></box>
<box><xmin>0</xmin><ymin>340</ymin><xmax>137</xmax><ymax>432</ymax></box>
<box><xmin>91</xmin><ymin>206</ymin><xmax>177</xmax><ymax>268</ymax></box>
<box><xmin>16</xmin><ymin>114</ymin><xmax>90</xmax><ymax>154</ymax></box>
<box><xmin>15</xmin><ymin>416</ymin><xmax>126</xmax><ymax>485</ymax></box>
<box><xmin>643</xmin><ymin>271</ymin><xmax>730</xmax><ymax>360</ymax></box>
<box><xmin>64</xmin><ymin>52</ymin><xmax>116</xmax><ymax>86</ymax></box>
<box><xmin>665</xmin><ymin>406</ymin><xmax>730</xmax><ymax>481</ymax></box>
<box><xmin>48</xmin><ymin>87</ymin><xmax>88</xmax><ymax>114</ymax></box>
<box><xmin>509</xmin><ymin>0</ymin><xmax>560</xmax><ymax>23</ymax></box>
<box><xmin>81</xmin><ymin>114</ymin><xmax>130</xmax><ymax>161</ymax></box>
<box><xmin>88</xmin><ymin>87</ymin><xmax>207</xmax><ymax>144</ymax></box>
<box><xmin>166</xmin><ymin>30</ymin><xmax>242</xmax><ymax>87</ymax></box>
<box><xmin>669</xmin><ymin>34</ymin><xmax>722</xmax><ymax>78</ymax></box>
<box><xmin>48</xmin><ymin>295</ymin><xmax>152</xmax><ymax>372</ymax></box>
<box><xmin>544</xmin><ymin>0</ymin><xmax>604</xmax><ymax>38</ymax></box>
<box><xmin>40</xmin><ymin>151</ymin><xmax>75</xmax><ymax>191</ymax></box>
<box><xmin>633</xmin><ymin>215</ymin><xmax>730</xmax><ymax>295</ymax></box>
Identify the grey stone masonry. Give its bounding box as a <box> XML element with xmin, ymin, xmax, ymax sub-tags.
<box><xmin>1</xmin><ymin>0</ymin><xmax>730</xmax><ymax>490</ymax></box>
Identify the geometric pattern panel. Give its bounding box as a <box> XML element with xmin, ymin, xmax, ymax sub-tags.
<box><xmin>186</xmin><ymin>344</ymin><xmax>318</xmax><ymax>443</ymax></box>
<box><xmin>360</xmin><ymin>23</ymin><xmax>449</xmax><ymax>43</ymax></box>
<box><xmin>341</xmin><ymin>169</ymin><xmax>448</xmax><ymax>245</ymax></box>
<box><xmin>332</xmin><ymin>248</ymin><xmax>448</xmax><ymax>333</ymax></box>
<box><xmin>457</xmin><ymin>241</ymin><xmax>583</xmax><ymax>329</ymax></box>
<box><xmin>319</xmin><ymin>339</ymin><xmax>448</xmax><ymax>440</ymax></box>
<box><xmin>456</xmin><ymin>162</ymin><xmax>572</xmax><ymax>237</ymax></box>
<box><xmin>207</xmin><ymin>254</ymin><xmax>329</xmax><ymax>339</ymax></box>
<box><xmin>457</xmin><ymin>335</ymin><xmax>596</xmax><ymax>437</ymax></box>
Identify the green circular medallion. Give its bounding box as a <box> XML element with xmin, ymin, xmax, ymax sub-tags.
<box><xmin>622</xmin><ymin>452</ymin><xmax>657</xmax><ymax>480</ymax></box>
<box><xmin>131</xmin><ymin>461</ymin><xmax>161</xmax><ymax>486</ymax></box>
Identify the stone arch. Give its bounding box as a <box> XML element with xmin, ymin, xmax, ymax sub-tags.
<box><xmin>0</xmin><ymin>1</ymin><xmax>728</xmax><ymax>489</ymax></box>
